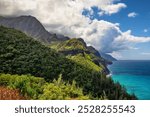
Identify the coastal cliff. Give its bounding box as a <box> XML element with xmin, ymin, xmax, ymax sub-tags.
<box><xmin>0</xmin><ymin>16</ymin><xmax>137</xmax><ymax>100</ymax></box>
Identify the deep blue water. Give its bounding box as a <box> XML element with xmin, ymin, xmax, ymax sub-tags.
<box><xmin>108</xmin><ymin>60</ymin><xmax>150</xmax><ymax>100</ymax></box>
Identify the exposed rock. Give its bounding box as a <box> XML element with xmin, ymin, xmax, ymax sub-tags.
<box><xmin>0</xmin><ymin>16</ymin><xmax>68</xmax><ymax>43</ymax></box>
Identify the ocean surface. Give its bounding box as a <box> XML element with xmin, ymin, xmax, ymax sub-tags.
<box><xmin>108</xmin><ymin>60</ymin><xmax>150</xmax><ymax>100</ymax></box>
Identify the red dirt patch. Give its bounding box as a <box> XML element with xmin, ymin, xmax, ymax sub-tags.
<box><xmin>0</xmin><ymin>86</ymin><xmax>26</xmax><ymax>100</ymax></box>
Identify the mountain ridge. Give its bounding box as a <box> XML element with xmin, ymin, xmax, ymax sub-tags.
<box><xmin>0</xmin><ymin>15</ymin><xmax>116</xmax><ymax>62</ymax></box>
<box><xmin>50</xmin><ymin>38</ymin><xmax>110</xmax><ymax>74</ymax></box>
<box><xmin>0</xmin><ymin>15</ymin><xmax>69</xmax><ymax>43</ymax></box>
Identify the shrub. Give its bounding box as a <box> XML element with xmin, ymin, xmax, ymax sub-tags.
<box><xmin>0</xmin><ymin>74</ymin><xmax>45</xmax><ymax>99</ymax></box>
<box><xmin>38</xmin><ymin>75</ymin><xmax>90</xmax><ymax>100</ymax></box>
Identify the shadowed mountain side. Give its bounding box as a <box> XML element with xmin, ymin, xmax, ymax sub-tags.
<box><xmin>0</xmin><ymin>16</ymin><xmax>69</xmax><ymax>43</ymax></box>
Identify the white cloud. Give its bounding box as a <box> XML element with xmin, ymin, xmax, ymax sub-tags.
<box><xmin>144</xmin><ymin>29</ymin><xmax>148</xmax><ymax>33</ymax></box>
<box><xmin>114</xmin><ymin>23</ymin><xmax>120</xmax><ymax>26</ymax></box>
<box><xmin>99</xmin><ymin>3</ymin><xmax>126</xmax><ymax>16</ymax></box>
<box><xmin>116</xmin><ymin>30</ymin><xmax>150</xmax><ymax>43</ymax></box>
<box><xmin>128</xmin><ymin>12</ymin><xmax>138</xmax><ymax>18</ymax></box>
<box><xmin>110</xmin><ymin>52</ymin><xmax>123</xmax><ymax>59</ymax></box>
<box><xmin>81</xmin><ymin>21</ymin><xmax>150</xmax><ymax>53</ymax></box>
<box><xmin>0</xmin><ymin>0</ymin><xmax>150</xmax><ymax>54</ymax></box>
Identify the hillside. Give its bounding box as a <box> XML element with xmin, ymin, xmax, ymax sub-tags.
<box><xmin>0</xmin><ymin>16</ymin><xmax>69</xmax><ymax>43</ymax></box>
<box><xmin>50</xmin><ymin>38</ymin><xmax>110</xmax><ymax>74</ymax></box>
<box><xmin>0</xmin><ymin>26</ymin><xmax>137</xmax><ymax>99</ymax></box>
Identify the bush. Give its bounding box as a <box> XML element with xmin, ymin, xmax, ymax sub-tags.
<box><xmin>0</xmin><ymin>74</ymin><xmax>45</xmax><ymax>99</ymax></box>
<box><xmin>38</xmin><ymin>75</ymin><xmax>90</xmax><ymax>100</ymax></box>
<box><xmin>0</xmin><ymin>74</ymin><xmax>90</xmax><ymax>100</ymax></box>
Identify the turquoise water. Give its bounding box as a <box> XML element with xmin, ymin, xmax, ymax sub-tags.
<box><xmin>108</xmin><ymin>60</ymin><xmax>150</xmax><ymax>100</ymax></box>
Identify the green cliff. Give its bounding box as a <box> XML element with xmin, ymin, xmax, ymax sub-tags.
<box><xmin>0</xmin><ymin>26</ymin><xmax>137</xmax><ymax>100</ymax></box>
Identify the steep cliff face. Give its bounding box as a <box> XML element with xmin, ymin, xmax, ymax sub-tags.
<box><xmin>0</xmin><ymin>16</ymin><xmax>68</xmax><ymax>43</ymax></box>
<box><xmin>50</xmin><ymin>38</ymin><xmax>110</xmax><ymax>74</ymax></box>
<box><xmin>87</xmin><ymin>46</ymin><xmax>112</xmax><ymax>74</ymax></box>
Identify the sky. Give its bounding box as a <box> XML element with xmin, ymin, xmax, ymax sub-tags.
<box><xmin>0</xmin><ymin>0</ymin><xmax>150</xmax><ymax>60</ymax></box>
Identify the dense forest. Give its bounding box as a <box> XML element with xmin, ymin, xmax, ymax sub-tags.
<box><xmin>0</xmin><ymin>26</ymin><xmax>137</xmax><ymax>100</ymax></box>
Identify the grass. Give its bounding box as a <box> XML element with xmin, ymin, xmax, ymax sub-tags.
<box><xmin>68</xmin><ymin>53</ymin><xmax>103</xmax><ymax>72</ymax></box>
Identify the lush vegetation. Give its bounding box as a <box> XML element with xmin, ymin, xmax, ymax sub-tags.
<box><xmin>0</xmin><ymin>26</ymin><xmax>137</xmax><ymax>100</ymax></box>
<box><xmin>0</xmin><ymin>74</ymin><xmax>45</xmax><ymax>99</ymax></box>
<box><xmin>67</xmin><ymin>53</ymin><xmax>102</xmax><ymax>72</ymax></box>
<box><xmin>39</xmin><ymin>75</ymin><xmax>90</xmax><ymax>100</ymax></box>
<box><xmin>50</xmin><ymin>39</ymin><xmax>106</xmax><ymax>72</ymax></box>
<box><xmin>0</xmin><ymin>74</ymin><xmax>89</xmax><ymax>100</ymax></box>
<box><xmin>50</xmin><ymin>38</ymin><xmax>87</xmax><ymax>51</ymax></box>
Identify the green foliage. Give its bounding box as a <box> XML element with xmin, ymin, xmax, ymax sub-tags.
<box><xmin>39</xmin><ymin>75</ymin><xmax>90</xmax><ymax>100</ymax></box>
<box><xmin>50</xmin><ymin>38</ymin><xmax>87</xmax><ymax>51</ymax></box>
<box><xmin>0</xmin><ymin>74</ymin><xmax>45</xmax><ymax>99</ymax></box>
<box><xmin>0</xmin><ymin>26</ymin><xmax>137</xmax><ymax>100</ymax></box>
<box><xmin>49</xmin><ymin>38</ymin><xmax>137</xmax><ymax>100</ymax></box>
<box><xmin>67</xmin><ymin>53</ymin><xmax>102</xmax><ymax>72</ymax></box>
<box><xmin>50</xmin><ymin>39</ymin><xmax>104</xmax><ymax>72</ymax></box>
<box><xmin>0</xmin><ymin>74</ymin><xmax>89</xmax><ymax>100</ymax></box>
<box><xmin>0</xmin><ymin>26</ymin><xmax>62</xmax><ymax>80</ymax></box>
<box><xmin>50</xmin><ymin>39</ymin><xmax>105</xmax><ymax>72</ymax></box>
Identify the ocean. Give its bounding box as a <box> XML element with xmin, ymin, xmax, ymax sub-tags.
<box><xmin>108</xmin><ymin>60</ymin><xmax>150</xmax><ymax>100</ymax></box>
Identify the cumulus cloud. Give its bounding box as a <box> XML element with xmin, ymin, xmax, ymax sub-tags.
<box><xmin>128</xmin><ymin>12</ymin><xmax>138</xmax><ymax>18</ymax></box>
<box><xmin>99</xmin><ymin>3</ymin><xmax>126</xmax><ymax>16</ymax></box>
<box><xmin>80</xmin><ymin>21</ymin><xmax>150</xmax><ymax>53</ymax></box>
<box><xmin>0</xmin><ymin>0</ymin><xmax>150</xmax><ymax>54</ymax></box>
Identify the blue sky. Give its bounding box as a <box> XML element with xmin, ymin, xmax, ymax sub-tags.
<box><xmin>101</xmin><ymin>0</ymin><xmax>150</xmax><ymax>36</ymax></box>
<box><xmin>83</xmin><ymin>0</ymin><xmax>150</xmax><ymax>60</ymax></box>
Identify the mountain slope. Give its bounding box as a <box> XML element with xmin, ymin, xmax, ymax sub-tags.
<box><xmin>50</xmin><ymin>38</ymin><xmax>104</xmax><ymax>72</ymax></box>
<box><xmin>0</xmin><ymin>26</ymin><xmax>137</xmax><ymax>100</ymax></box>
<box><xmin>0</xmin><ymin>15</ymin><xmax>116</xmax><ymax>61</ymax></box>
<box><xmin>0</xmin><ymin>16</ymin><xmax>68</xmax><ymax>43</ymax></box>
<box><xmin>50</xmin><ymin>38</ymin><xmax>112</xmax><ymax>74</ymax></box>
